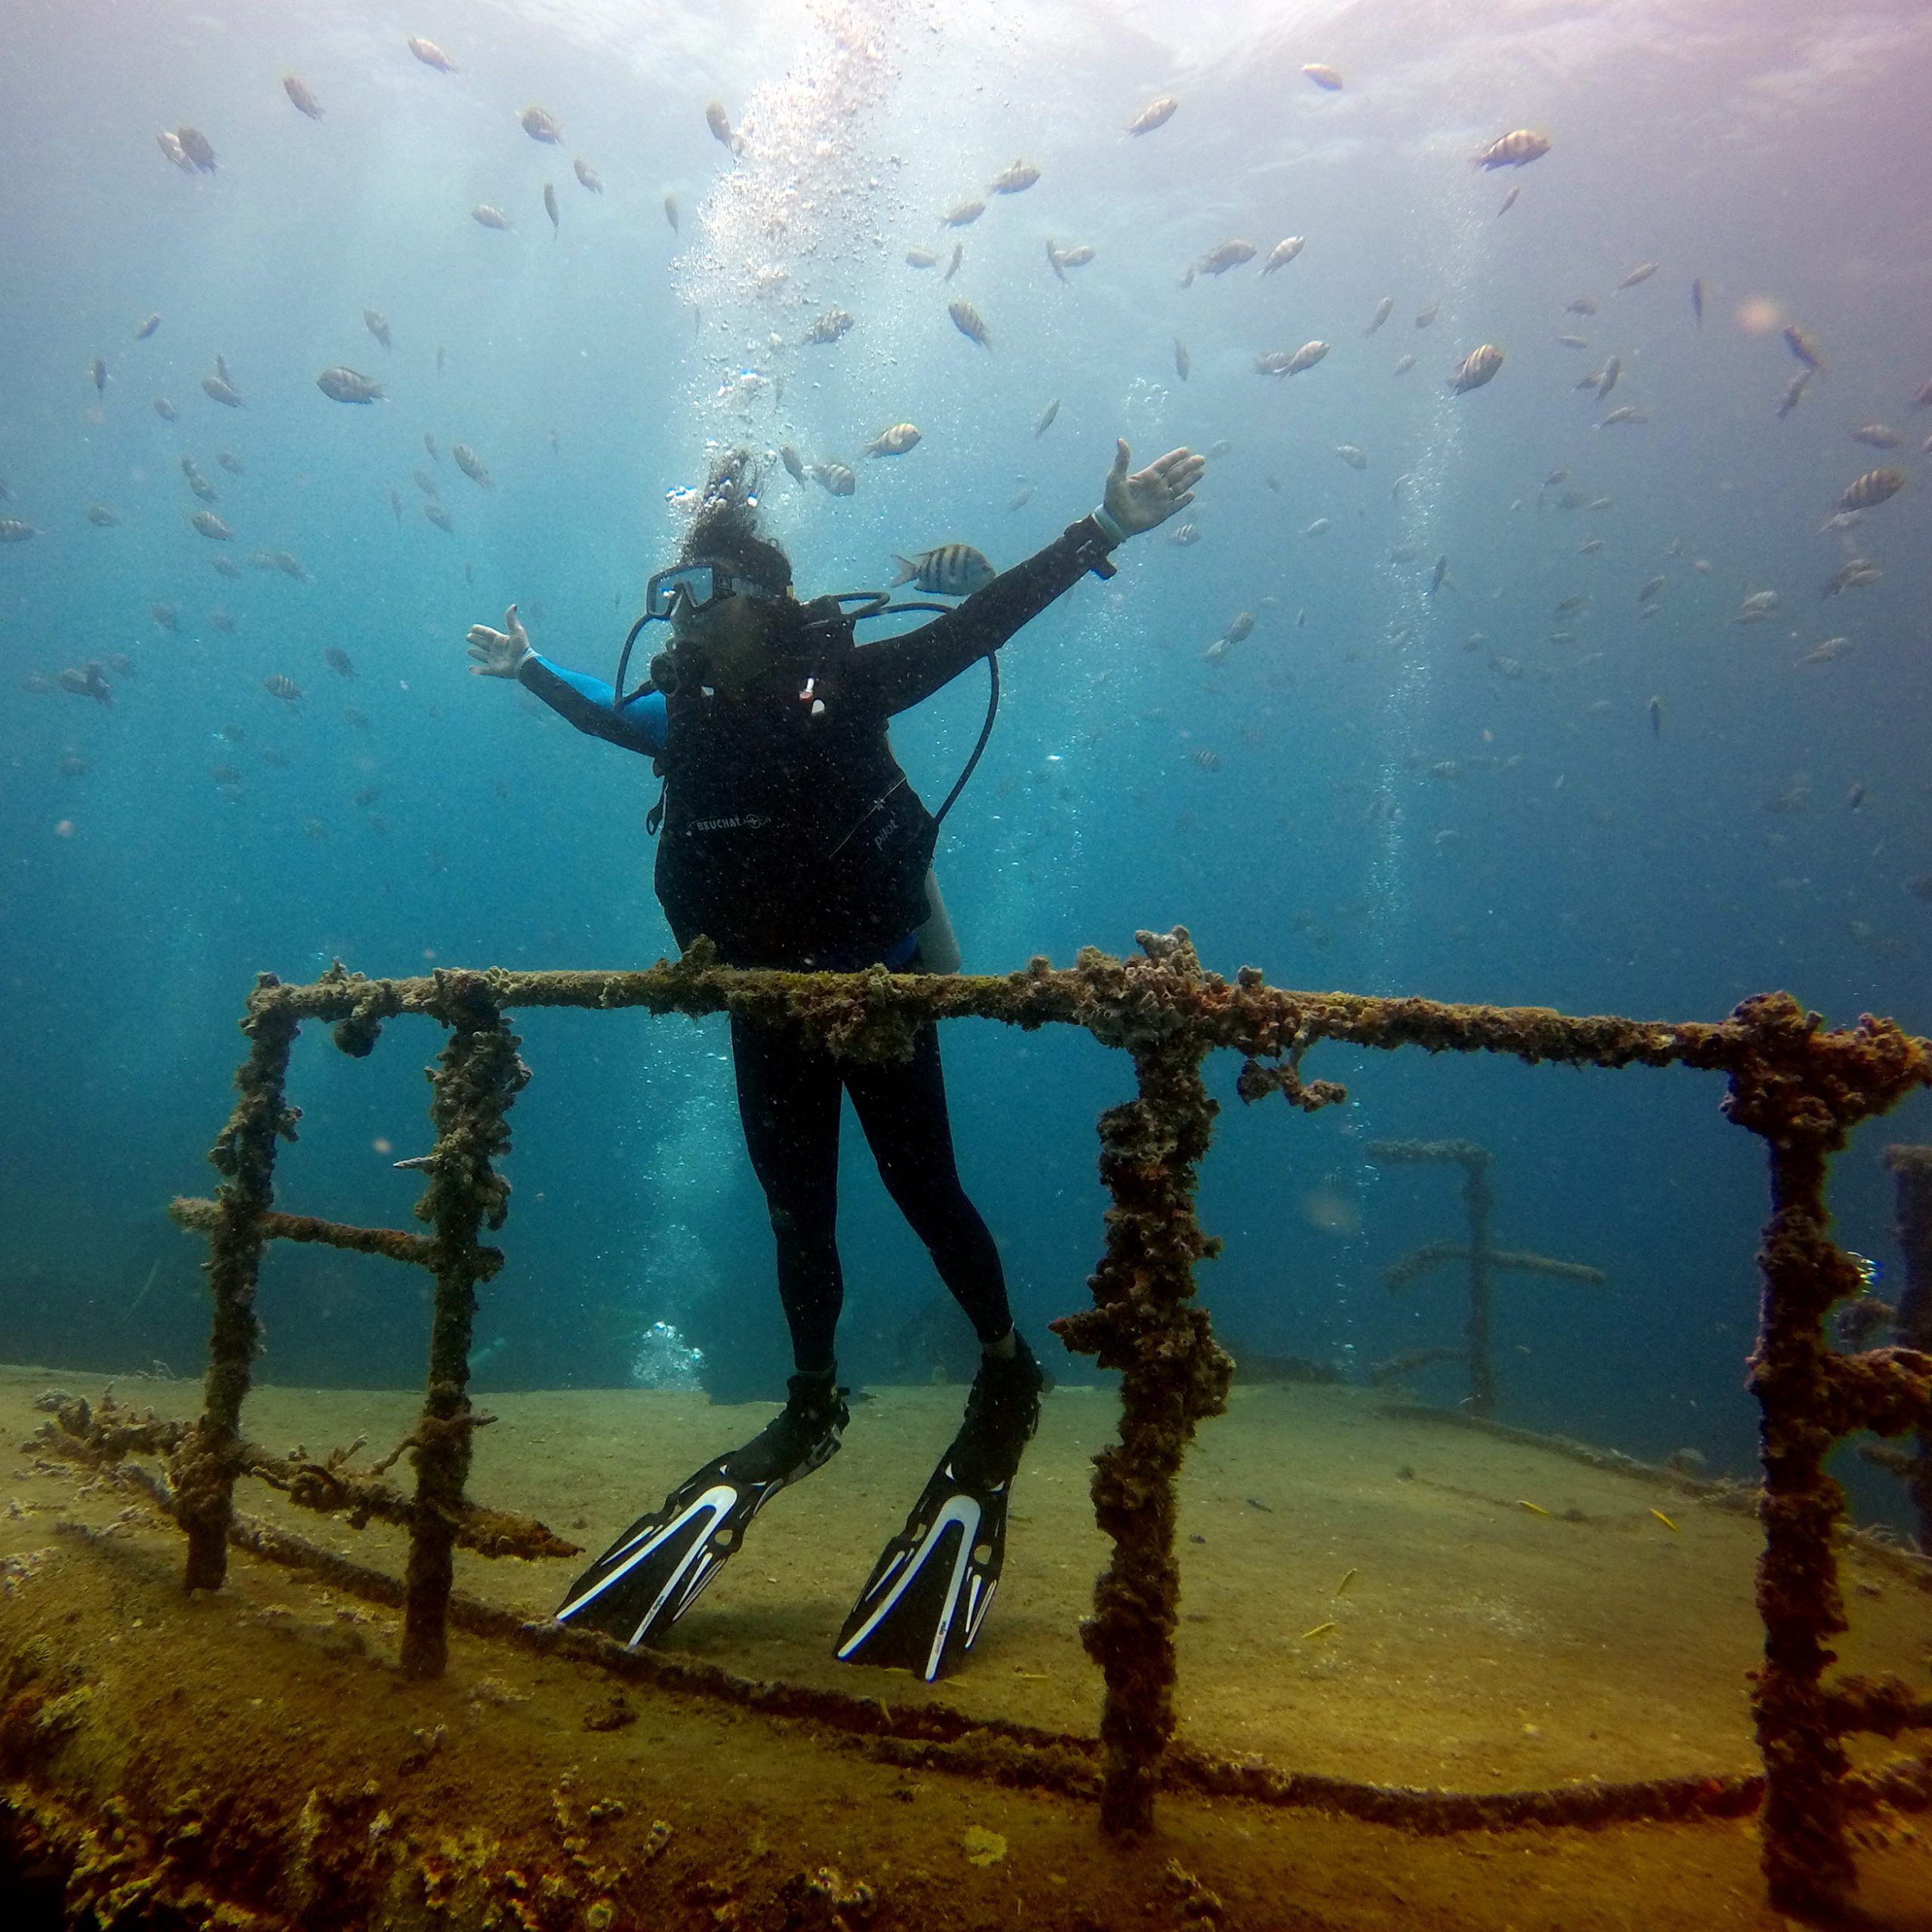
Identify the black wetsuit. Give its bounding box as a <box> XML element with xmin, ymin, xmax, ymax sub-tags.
<box><xmin>518</xmin><ymin>515</ymin><xmax>1119</xmax><ymax>1372</ymax></box>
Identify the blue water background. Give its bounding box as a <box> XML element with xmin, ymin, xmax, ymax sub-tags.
<box><xmin>2</xmin><ymin>0</ymin><xmax>1930</xmax><ymax>1515</ymax></box>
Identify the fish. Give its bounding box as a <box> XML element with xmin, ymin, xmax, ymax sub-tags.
<box><xmin>1257</xmin><ymin>341</ymin><xmax>1329</xmax><ymax>377</ymax></box>
<box><xmin>425</xmin><ymin>502</ymin><xmax>454</xmax><ymax>531</ymax></box>
<box><xmin>452</xmin><ymin>443</ymin><xmax>494</xmax><ymax>488</ymax></box>
<box><xmin>1638</xmin><ymin>576</ymin><xmax>1666</xmax><ymax>603</ymax></box>
<box><xmin>191</xmin><ymin>511</ymin><xmax>233</xmax><ymax>540</ymax></box>
<box><xmin>211</xmin><ymin>555</ymin><xmax>242</xmax><ymax>578</ymax></box>
<box><xmin>521</xmin><ymin>106</ymin><xmax>563</xmax><ymax>144</ymax></box>
<box><xmin>1166</xmin><ymin>521</ymin><xmax>1201</xmax><ymax>546</ymax></box>
<box><xmin>1776</xmin><ymin>371</ymin><xmax>1813</xmax><ymax>420</ymax></box>
<box><xmin>135</xmin><ymin>312</ymin><xmax>162</xmax><ymax>341</ymax></box>
<box><xmin>152</xmin><ymin>601</ymin><xmax>178</xmax><ymax>630</ymax></box>
<box><xmin>1566</xmin><ymin>297</ymin><xmax>1599</xmax><ymax>317</ymax></box>
<box><xmin>317</xmin><ymin>366</ymin><xmax>384</xmax><ymax>405</ymax></box>
<box><xmin>1647</xmin><ymin>697</ymin><xmax>1665</xmax><ymax>736</ymax></box>
<box><xmin>1392</xmin><ymin>353</ymin><xmax>1416</xmax><ymax>375</ymax></box>
<box><xmin>424</xmin><ymin>432</ymin><xmax>439</xmax><ymax>461</ymax></box>
<box><xmin>705</xmin><ymin>100</ymin><xmax>743</xmax><ymax>154</ymax></box>
<box><xmin>211</xmin><ymin>764</ymin><xmax>245</xmax><ymax>787</ymax></box>
<box><xmin>804</xmin><ymin>308</ymin><xmax>855</xmax><ymax>346</ymax></box>
<box><xmin>1837</xmin><ymin>467</ymin><xmax>1906</xmax><ymax>512</ymax></box>
<box><xmin>1414</xmin><ymin>300</ymin><xmax>1440</xmax><ymax>328</ymax></box>
<box><xmin>1616</xmin><ymin>262</ymin><xmax>1660</xmax><ymax>291</ymax></box>
<box><xmin>1554</xmin><ymin>594</ymin><xmax>1589</xmax><ymax>615</ymax></box>
<box><xmin>657</xmin><ymin>192</ymin><xmax>676</xmax><ymax>232</ymax></box>
<box><xmin>16</xmin><ymin>669</ymin><xmax>54</xmax><ymax>693</ymax></box>
<box><xmin>1800</xmin><ymin>636</ymin><xmax>1852</xmax><ymax>664</ymax></box>
<box><xmin>58</xmin><ymin>663</ymin><xmax>113</xmax><ymax>706</ymax></box>
<box><xmin>353</xmin><ymin>783</ymin><xmax>383</xmax><ymax>808</ymax></box>
<box><xmin>1034</xmin><ymin>398</ymin><xmax>1060</xmax><ymax>437</ymax></box>
<box><xmin>1224</xmin><ymin>611</ymin><xmax>1256</xmax><ymax>644</ymax></box>
<box><xmin>208</xmin><ymin>608</ymin><xmax>235</xmax><ymax>632</ymax></box>
<box><xmin>1598</xmin><ymin>405</ymin><xmax>1647</xmax><ymax>426</ymax></box>
<box><xmin>544</xmin><ymin>183</ymin><xmax>559</xmax><ymax>233</ymax></box>
<box><xmin>154</xmin><ymin>398</ymin><xmax>179</xmax><ymax>421</ymax></box>
<box><xmin>342</xmin><ymin>706</ymin><xmax>371</xmax><ymax>729</ymax></box>
<box><xmin>1497</xmin><ymin>186</ymin><xmax>1520</xmax><ymax>216</ymax></box>
<box><xmin>92</xmin><ymin>356</ymin><xmax>108</xmax><ymax>395</ymax></box>
<box><xmin>263</xmin><ymin>675</ymin><xmax>303</xmax><ymax>703</ymax></box>
<box><xmin>87</xmin><ymin>503</ymin><xmax>121</xmax><ymax>527</ymax></box>
<box><xmin>202</xmin><ymin>375</ymin><xmax>245</xmax><ymax>408</ymax></box>
<box><xmin>1783</xmin><ymin>325</ymin><xmax>1825</xmax><ymax>372</ymax></box>
<box><xmin>1847</xmin><ymin>783</ymin><xmax>1866</xmax><ymax>813</ymax></box>
<box><xmin>1303</xmin><ymin>63</ymin><xmax>1343</xmax><ymax>90</ymax></box>
<box><xmin>472</xmin><ymin>205</ymin><xmax>512</xmax><ymax>231</ymax></box>
<box><xmin>1556</xmin><ymin>333</ymin><xmax>1590</xmax><ymax>349</ymax></box>
<box><xmin>215</xmin><ymin>451</ymin><xmax>242</xmax><ymax>475</ymax></box>
<box><xmin>1260</xmin><ymin>237</ymin><xmax>1306</xmax><ymax>274</ymax></box>
<box><xmin>989</xmin><ymin>161</ymin><xmax>1039</xmax><ymax>194</ymax></box>
<box><xmin>1187</xmin><ymin>747</ymin><xmax>1221</xmax><ymax>771</ymax></box>
<box><xmin>1851</xmin><ymin>423</ymin><xmax>1902</xmax><ymax>449</ymax></box>
<box><xmin>1335</xmin><ymin>445</ymin><xmax>1367</xmax><ymax>469</ymax></box>
<box><xmin>283</xmin><ymin>74</ymin><xmax>324</xmax><ymax>119</ymax></box>
<box><xmin>575</xmin><ymin>159</ymin><xmax>604</xmax><ymax>194</ymax></box>
<box><xmin>1578</xmin><ymin>537</ymin><xmax>1605</xmax><ymax>553</ymax></box>
<box><xmin>1008</xmin><ymin>481</ymin><xmax>1036</xmax><ymax>512</ymax></box>
<box><xmin>1449</xmin><ymin>344</ymin><xmax>1504</xmax><ymax>393</ymax></box>
<box><xmin>943</xmin><ymin>244</ymin><xmax>964</xmax><ymax>281</ymax></box>
<box><xmin>811</xmin><ymin>462</ymin><xmax>857</xmax><ymax>496</ymax></box>
<box><xmin>256</xmin><ymin>549</ymin><xmax>312</xmax><ymax>581</ymax></box>
<box><xmin>865</xmin><ymin>423</ymin><xmax>921</xmax><ymax>457</ymax></box>
<box><xmin>1128</xmin><ymin>98</ymin><xmax>1178</xmax><ymax>136</ymax></box>
<box><xmin>1302</xmin><ymin>518</ymin><xmax>1331</xmax><ymax>537</ymax></box>
<box><xmin>176</xmin><ymin>127</ymin><xmax>217</xmax><ymax>173</ymax></box>
<box><xmin>1816</xmin><ymin>560</ymin><xmax>1878</xmax><ymax>595</ymax></box>
<box><xmin>408</xmin><ymin>37</ymin><xmax>457</xmax><ymax>72</ymax></box>
<box><xmin>1429</xmin><ymin>555</ymin><xmax>1450</xmax><ymax>594</ymax></box>
<box><xmin>1365</xmin><ymin>296</ymin><xmax>1394</xmax><ymax>335</ymax></box>
<box><xmin>156</xmin><ymin>130</ymin><xmax>195</xmax><ymax>174</ymax></box>
<box><xmin>891</xmin><ymin>545</ymin><xmax>996</xmax><ymax>595</ymax></box>
<box><xmin>779</xmin><ymin>445</ymin><xmax>808</xmax><ymax>484</ymax></box>
<box><xmin>949</xmin><ymin>300</ymin><xmax>992</xmax><ymax>348</ymax></box>
<box><xmin>412</xmin><ymin>467</ymin><xmax>438</xmax><ymax>498</ymax></box>
<box><xmin>1183</xmin><ymin>238</ymin><xmax>1257</xmax><ymax>285</ymax></box>
<box><xmin>906</xmin><ymin>248</ymin><xmax>938</xmax><ymax>269</ymax></box>
<box><xmin>1050</xmin><ymin>242</ymin><xmax>1094</xmax><ymax>275</ymax></box>
<box><xmin>1691</xmin><ymin>278</ymin><xmax>1706</xmax><ymax>326</ymax></box>
<box><xmin>1734</xmin><ymin>590</ymin><xmax>1780</xmax><ymax>623</ymax></box>
<box><xmin>1174</xmin><ymin>338</ymin><xmax>1190</xmax><ymax>381</ymax></box>
<box><xmin>324</xmin><ymin>646</ymin><xmax>355</xmax><ymax>678</ymax></box>
<box><xmin>364</xmin><ymin>309</ymin><xmax>392</xmax><ymax>350</ymax></box>
<box><xmin>940</xmin><ymin>199</ymin><xmax>985</xmax><ymax>227</ymax></box>
<box><xmin>1473</xmin><ymin>130</ymin><xmax>1551</xmax><ymax>169</ymax></box>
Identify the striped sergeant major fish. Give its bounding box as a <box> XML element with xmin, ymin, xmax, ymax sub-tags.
<box><xmin>891</xmin><ymin>546</ymin><xmax>995</xmax><ymax>597</ymax></box>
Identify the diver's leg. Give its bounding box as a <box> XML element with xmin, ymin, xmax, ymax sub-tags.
<box><xmin>845</xmin><ymin>1022</ymin><xmax>1012</xmax><ymax>1346</ymax></box>
<box><xmin>731</xmin><ymin>1012</ymin><xmax>846</xmax><ymax>1374</ymax></box>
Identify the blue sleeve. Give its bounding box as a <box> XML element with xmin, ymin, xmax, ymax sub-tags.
<box><xmin>518</xmin><ymin>654</ymin><xmax>666</xmax><ymax>756</ymax></box>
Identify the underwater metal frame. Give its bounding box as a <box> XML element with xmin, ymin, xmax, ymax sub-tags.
<box><xmin>150</xmin><ymin>928</ymin><xmax>1932</xmax><ymax>1916</ymax></box>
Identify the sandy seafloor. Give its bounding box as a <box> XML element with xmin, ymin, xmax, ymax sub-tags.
<box><xmin>2</xmin><ymin>1364</ymin><xmax>1929</xmax><ymax>1929</ymax></box>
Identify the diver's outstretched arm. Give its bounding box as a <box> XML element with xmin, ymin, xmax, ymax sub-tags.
<box><xmin>466</xmin><ymin>602</ymin><xmax>665</xmax><ymax>755</ymax></box>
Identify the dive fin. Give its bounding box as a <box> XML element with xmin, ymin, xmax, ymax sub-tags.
<box><xmin>554</xmin><ymin>1456</ymin><xmax>781</xmax><ymax>1647</ymax></box>
<box><xmin>835</xmin><ymin>1449</ymin><xmax>1008</xmax><ymax>1681</ymax></box>
<box><xmin>557</xmin><ymin>1374</ymin><xmax>848</xmax><ymax>1648</ymax></box>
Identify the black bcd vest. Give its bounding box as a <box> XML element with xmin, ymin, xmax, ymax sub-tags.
<box><xmin>652</xmin><ymin>604</ymin><xmax>937</xmax><ymax>966</ymax></box>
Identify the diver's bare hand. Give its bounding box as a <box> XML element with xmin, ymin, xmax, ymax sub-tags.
<box><xmin>466</xmin><ymin>604</ymin><xmax>534</xmax><ymax>678</ymax></box>
<box><xmin>1104</xmin><ymin>440</ymin><xmax>1206</xmax><ymax>537</ymax></box>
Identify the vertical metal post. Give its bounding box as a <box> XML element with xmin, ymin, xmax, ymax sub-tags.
<box><xmin>176</xmin><ymin>978</ymin><xmax>301</xmax><ymax>1592</ymax></box>
<box><xmin>1054</xmin><ymin>939</ymin><xmax>1234</xmax><ymax>1835</ymax></box>
<box><xmin>1461</xmin><ymin>1149</ymin><xmax>1497</xmax><ymax>1417</ymax></box>
<box><xmin>400</xmin><ymin>974</ymin><xmax>528</xmax><ymax>1679</ymax></box>
<box><xmin>1882</xmin><ymin>1146</ymin><xmax>1932</xmax><ymax>1551</ymax></box>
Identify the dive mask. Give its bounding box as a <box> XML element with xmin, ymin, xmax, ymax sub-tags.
<box><xmin>644</xmin><ymin>561</ymin><xmax>772</xmax><ymax>621</ymax></box>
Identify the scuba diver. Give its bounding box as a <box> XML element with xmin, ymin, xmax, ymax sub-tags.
<box><xmin>465</xmin><ymin>435</ymin><xmax>1203</xmax><ymax>1680</ymax></box>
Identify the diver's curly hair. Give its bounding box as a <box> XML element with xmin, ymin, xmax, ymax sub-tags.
<box><xmin>678</xmin><ymin>449</ymin><xmax>793</xmax><ymax>595</ymax></box>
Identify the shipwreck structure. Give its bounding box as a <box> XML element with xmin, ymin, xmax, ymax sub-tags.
<box><xmin>37</xmin><ymin>931</ymin><xmax>1932</xmax><ymax>1918</ymax></box>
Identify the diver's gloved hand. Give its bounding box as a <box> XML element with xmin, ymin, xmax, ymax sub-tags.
<box><xmin>466</xmin><ymin>603</ymin><xmax>534</xmax><ymax>678</ymax></box>
<box><xmin>1094</xmin><ymin>439</ymin><xmax>1205</xmax><ymax>542</ymax></box>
